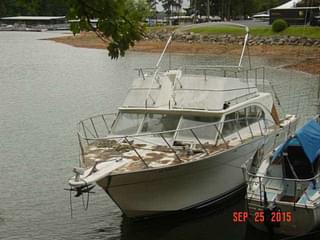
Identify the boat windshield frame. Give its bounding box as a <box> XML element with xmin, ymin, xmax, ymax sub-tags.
<box><xmin>78</xmin><ymin>111</ymin><xmax>274</xmax><ymax>144</ymax></box>
<box><xmin>111</xmin><ymin>111</ymin><xmax>222</xmax><ymax>140</ymax></box>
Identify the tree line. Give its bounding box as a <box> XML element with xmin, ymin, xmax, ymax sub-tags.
<box><xmin>158</xmin><ymin>0</ymin><xmax>288</xmax><ymax>19</ymax></box>
<box><xmin>155</xmin><ymin>0</ymin><xmax>319</xmax><ymax>19</ymax></box>
<box><xmin>1</xmin><ymin>0</ymin><xmax>319</xmax><ymax>18</ymax></box>
<box><xmin>0</xmin><ymin>0</ymin><xmax>68</xmax><ymax>17</ymax></box>
<box><xmin>189</xmin><ymin>0</ymin><xmax>284</xmax><ymax>18</ymax></box>
<box><xmin>297</xmin><ymin>0</ymin><xmax>320</xmax><ymax>7</ymax></box>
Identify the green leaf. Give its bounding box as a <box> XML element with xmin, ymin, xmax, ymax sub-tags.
<box><xmin>67</xmin><ymin>0</ymin><xmax>149</xmax><ymax>59</ymax></box>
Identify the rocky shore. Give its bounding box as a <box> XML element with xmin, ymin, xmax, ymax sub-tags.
<box><xmin>50</xmin><ymin>31</ymin><xmax>320</xmax><ymax>75</ymax></box>
<box><xmin>146</xmin><ymin>31</ymin><xmax>320</xmax><ymax>47</ymax></box>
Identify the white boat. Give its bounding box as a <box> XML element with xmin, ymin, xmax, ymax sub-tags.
<box><xmin>243</xmin><ymin>116</ymin><xmax>320</xmax><ymax>236</ymax></box>
<box><xmin>252</xmin><ymin>11</ymin><xmax>270</xmax><ymax>22</ymax></box>
<box><xmin>67</xmin><ymin>23</ymin><xmax>298</xmax><ymax>218</ymax></box>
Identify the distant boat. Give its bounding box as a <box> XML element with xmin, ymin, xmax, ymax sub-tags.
<box><xmin>243</xmin><ymin>116</ymin><xmax>320</xmax><ymax>235</ymax></box>
<box><xmin>252</xmin><ymin>11</ymin><xmax>270</xmax><ymax>22</ymax></box>
<box><xmin>67</xmin><ymin>23</ymin><xmax>298</xmax><ymax>218</ymax></box>
<box><xmin>252</xmin><ymin>0</ymin><xmax>304</xmax><ymax>22</ymax></box>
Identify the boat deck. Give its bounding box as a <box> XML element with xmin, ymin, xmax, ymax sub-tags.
<box><xmin>82</xmin><ymin>139</ymin><xmax>229</xmax><ymax>173</ymax></box>
<box><xmin>79</xmin><ymin>119</ymin><xmax>278</xmax><ymax>174</ymax></box>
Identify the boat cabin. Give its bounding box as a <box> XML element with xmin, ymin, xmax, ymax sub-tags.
<box><xmin>110</xmin><ymin>105</ymin><xmax>269</xmax><ymax>143</ymax></box>
<box><xmin>107</xmin><ymin>68</ymin><xmax>276</xmax><ymax>144</ymax></box>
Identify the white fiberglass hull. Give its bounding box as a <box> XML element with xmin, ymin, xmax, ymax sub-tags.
<box><xmin>97</xmin><ymin>135</ymin><xmax>272</xmax><ymax>218</ymax></box>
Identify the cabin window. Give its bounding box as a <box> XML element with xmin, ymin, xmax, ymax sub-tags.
<box><xmin>237</xmin><ymin>108</ymin><xmax>248</xmax><ymax>128</ymax></box>
<box><xmin>222</xmin><ymin>112</ymin><xmax>237</xmax><ymax>137</ymax></box>
<box><xmin>222</xmin><ymin>106</ymin><xmax>266</xmax><ymax>137</ymax></box>
<box><xmin>177</xmin><ymin>115</ymin><xmax>221</xmax><ymax>141</ymax></box>
<box><xmin>247</xmin><ymin>106</ymin><xmax>265</xmax><ymax>124</ymax></box>
<box><xmin>140</xmin><ymin>113</ymin><xmax>180</xmax><ymax>135</ymax></box>
<box><xmin>112</xmin><ymin>113</ymin><xmax>144</xmax><ymax>135</ymax></box>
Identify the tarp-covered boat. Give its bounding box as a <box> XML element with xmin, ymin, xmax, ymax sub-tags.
<box><xmin>244</xmin><ymin>116</ymin><xmax>320</xmax><ymax>236</ymax></box>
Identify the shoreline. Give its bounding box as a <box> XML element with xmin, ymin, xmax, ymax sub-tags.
<box><xmin>50</xmin><ymin>32</ymin><xmax>320</xmax><ymax>75</ymax></box>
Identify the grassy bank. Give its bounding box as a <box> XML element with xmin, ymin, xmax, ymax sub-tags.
<box><xmin>146</xmin><ymin>25</ymin><xmax>320</xmax><ymax>39</ymax></box>
<box><xmin>187</xmin><ymin>26</ymin><xmax>320</xmax><ymax>39</ymax></box>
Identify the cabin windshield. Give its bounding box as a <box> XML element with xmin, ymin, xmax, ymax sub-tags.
<box><xmin>177</xmin><ymin>115</ymin><xmax>221</xmax><ymax>141</ymax></box>
<box><xmin>112</xmin><ymin>112</ymin><xmax>181</xmax><ymax>136</ymax></box>
<box><xmin>111</xmin><ymin>112</ymin><xmax>144</xmax><ymax>135</ymax></box>
<box><xmin>111</xmin><ymin>112</ymin><xmax>221</xmax><ymax>138</ymax></box>
<box><xmin>140</xmin><ymin>113</ymin><xmax>180</xmax><ymax>135</ymax></box>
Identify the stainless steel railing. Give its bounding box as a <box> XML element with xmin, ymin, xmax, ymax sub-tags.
<box><xmin>78</xmin><ymin>116</ymin><xmax>275</xmax><ymax>169</ymax></box>
<box><xmin>179</xmin><ymin>65</ymin><xmax>266</xmax><ymax>89</ymax></box>
<box><xmin>243</xmin><ymin>157</ymin><xmax>320</xmax><ymax>208</ymax></box>
<box><xmin>133</xmin><ymin>66</ymin><xmax>268</xmax><ymax>110</ymax></box>
<box><xmin>135</xmin><ymin>66</ymin><xmax>266</xmax><ymax>89</ymax></box>
<box><xmin>78</xmin><ymin>113</ymin><xmax>117</xmax><ymax>141</ymax></box>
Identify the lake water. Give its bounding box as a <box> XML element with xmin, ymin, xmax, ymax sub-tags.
<box><xmin>0</xmin><ymin>31</ymin><xmax>319</xmax><ymax>240</ymax></box>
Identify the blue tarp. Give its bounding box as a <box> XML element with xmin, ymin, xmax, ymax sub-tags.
<box><xmin>272</xmin><ymin>119</ymin><xmax>320</xmax><ymax>164</ymax></box>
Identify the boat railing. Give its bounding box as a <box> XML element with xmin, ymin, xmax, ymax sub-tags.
<box><xmin>134</xmin><ymin>66</ymin><xmax>266</xmax><ymax>88</ymax></box>
<box><xmin>134</xmin><ymin>68</ymin><xmax>158</xmax><ymax>81</ymax></box>
<box><xmin>78</xmin><ymin>116</ymin><xmax>275</xmax><ymax>168</ymax></box>
<box><xmin>132</xmin><ymin>66</ymin><xmax>267</xmax><ymax>109</ymax></box>
<box><xmin>180</xmin><ymin>65</ymin><xmax>266</xmax><ymax>89</ymax></box>
<box><xmin>242</xmin><ymin>159</ymin><xmax>320</xmax><ymax>208</ymax></box>
<box><xmin>77</xmin><ymin>113</ymin><xmax>117</xmax><ymax>141</ymax></box>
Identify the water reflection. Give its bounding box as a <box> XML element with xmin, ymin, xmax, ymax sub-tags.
<box><xmin>87</xmin><ymin>190</ymin><xmax>320</xmax><ymax>240</ymax></box>
<box><xmin>87</xmin><ymin>191</ymin><xmax>276</xmax><ymax>240</ymax></box>
<box><xmin>121</xmin><ymin>194</ymin><xmax>246</xmax><ymax>240</ymax></box>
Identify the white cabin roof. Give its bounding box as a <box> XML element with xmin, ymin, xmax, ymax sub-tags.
<box><xmin>122</xmin><ymin>70</ymin><xmax>259</xmax><ymax>112</ymax></box>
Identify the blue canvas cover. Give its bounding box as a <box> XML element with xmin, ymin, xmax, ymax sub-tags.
<box><xmin>272</xmin><ymin>119</ymin><xmax>320</xmax><ymax>164</ymax></box>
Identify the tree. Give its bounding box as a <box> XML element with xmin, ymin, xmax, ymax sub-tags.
<box><xmin>1</xmin><ymin>0</ymin><xmax>68</xmax><ymax>16</ymax></box>
<box><xmin>147</xmin><ymin>0</ymin><xmax>158</xmax><ymax>18</ymax></box>
<box><xmin>68</xmin><ymin>0</ymin><xmax>150</xmax><ymax>59</ymax></box>
<box><xmin>161</xmin><ymin>0</ymin><xmax>182</xmax><ymax>15</ymax></box>
<box><xmin>297</xmin><ymin>0</ymin><xmax>320</xmax><ymax>7</ymax></box>
<box><xmin>190</xmin><ymin>0</ymin><xmax>284</xmax><ymax>19</ymax></box>
<box><xmin>147</xmin><ymin>0</ymin><xmax>158</xmax><ymax>10</ymax></box>
<box><xmin>1</xmin><ymin>0</ymin><xmax>28</xmax><ymax>16</ymax></box>
<box><xmin>0</xmin><ymin>2</ymin><xmax>7</xmax><ymax>17</ymax></box>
